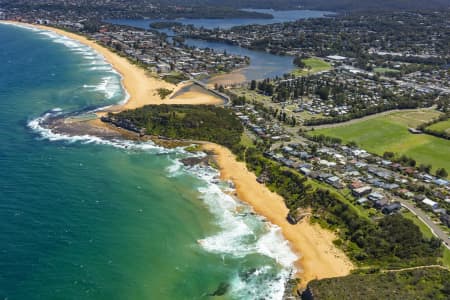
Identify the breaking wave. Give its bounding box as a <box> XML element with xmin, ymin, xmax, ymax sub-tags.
<box><xmin>27</xmin><ymin>111</ymin><xmax>182</xmax><ymax>155</ymax></box>
<box><xmin>3</xmin><ymin>22</ymin><xmax>129</xmax><ymax>106</ymax></box>
<box><xmin>181</xmin><ymin>163</ymin><xmax>298</xmax><ymax>299</ymax></box>
<box><xmin>27</xmin><ymin>110</ymin><xmax>299</xmax><ymax>299</ymax></box>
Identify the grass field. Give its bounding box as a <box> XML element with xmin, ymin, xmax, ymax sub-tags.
<box><xmin>292</xmin><ymin>57</ymin><xmax>332</xmax><ymax>76</ymax></box>
<box><xmin>427</xmin><ymin>119</ymin><xmax>450</xmax><ymax>134</ymax></box>
<box><xmin>313</xmin><ymin>110</ymin><xmax>450</xmax><ymax>175</ymax></box>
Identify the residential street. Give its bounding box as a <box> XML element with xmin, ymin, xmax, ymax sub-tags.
<box><xmin>400</xmin><ymin>200</ymin><xmax>450</xmax><ymax>250</ymax></box>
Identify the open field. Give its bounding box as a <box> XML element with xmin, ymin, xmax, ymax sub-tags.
<box><xmin>292</xmin><ymin>57</ymin><xmax>332</xmax><ymax>76</ymax></box>
<box><xmin>427</xmin><ymin>119</ymin><xmax>450</xmax><ymax>134</ymax></box>
<box><xmin>313</xmin><ymin>110</ymin><xmax>450</xmax><ymax>174</ymax></box>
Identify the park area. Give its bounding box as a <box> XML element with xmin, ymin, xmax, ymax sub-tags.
<box><xmin>313</xmin><ymin>110</ymin><xmax>450</xmax><ymax>175</ymax></box>
<box><xmin>292</xmin><ymin>57</ymin><xmax>332</xmax><ymax>76</ymax></box>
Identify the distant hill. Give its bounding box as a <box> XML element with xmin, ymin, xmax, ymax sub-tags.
<box><xmin>2</xmin><ymin>0</ymin><xmax>450</xmax><ymax>14</ymax></box>
<box><xmin>184</xmin><ymin>0</ymin><xmax>450</xmax><ymax>11</ymax></box>
<box><xmin>299</xmin><ymin>0</ymin><xmax>450</xmax><ymax>11</ymax></box>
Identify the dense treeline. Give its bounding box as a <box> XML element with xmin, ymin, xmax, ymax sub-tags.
<box><xmin>300</xmin><ymin>0</ymin><xmax>450</xmax><ymax>11</ymax></box>
<box><xmin>108</xmin><ymin>105</ymin><xmax>243</xmax><ymax>148</ymax></box>
<box><xmin>304</xmin><ymin>267</ymin><xmax>450</xmax><ymax>300</ymax></box>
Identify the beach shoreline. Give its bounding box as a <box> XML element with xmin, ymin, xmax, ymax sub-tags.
<box><xmin>2</xmin><ymin>21</ymin><xmax>225</xmax><ymax>111</ymax></box>
<box><xmin>202</xmin><ymin>143</ymin><xmax>353</xmax><ymax>286</ymax></box>
<box><xmin>4</xmin><ymin>21</ymin><xmax>353</xmax><ymax>287</ymax></box>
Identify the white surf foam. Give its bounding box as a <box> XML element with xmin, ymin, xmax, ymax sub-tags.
<box><xmin>27</xmin><ymin>107</ymin><xmax>298</xmax><ymax>299</ymax></box>
<box><xmin>27</xmin><ymin>112</ymin><xmax>184</xmax><ymax>155</ymax></box>
<box><xmin>83</xmin><ymin>76</ymin><xmax>122</xmax><ymax>99</ymax></box>
<box><xmin>229</xmin><ymin>266</ymin><xmax>290</xmax><ymax>300</ymax></box>
<box><xmin>177</xmin><ymin>162</ymin><xmax>298</xmax><ymax>300</ymax></box>
<box><xmin>3</xmin><ymin>22</ymin><xmax>129</xmax><ymax>107</ymax></box>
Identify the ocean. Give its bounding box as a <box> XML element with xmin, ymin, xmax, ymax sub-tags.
<box><xmin>0</xmin><ymin>23</ymin><xmax>297</xmax><ymax>299</ymax></box>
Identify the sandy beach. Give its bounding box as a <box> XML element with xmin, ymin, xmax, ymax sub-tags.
<box><xmin>169</xmin><ymin>82</ymin><xmax>224</xmax><ymax>105</ymax></box>
<box><xmin>5</xmin><ymin>21</ymin><xmax>225</xmax><ymax>111</ymax></box>
<box><xmin>202</xmin><ymin>143</ymin><xmax>354</xmax><ymax>286</ymax></box>
<box><xmin>8</xmin><ymin>21</ymin><xmax>353</xmax><ymax>287</ymax></box>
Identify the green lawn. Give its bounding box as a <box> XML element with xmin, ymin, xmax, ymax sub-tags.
<box><xmin>427</xmin><ymin>119</ymin><xmax>450</xmax><ymax>134</ymax></box>
<box><xmin>313</xmin><ymin>110</ymin><xmax>450</xmax><ymax>174</ymax></box>
<box><xmin>443</xmin><ymin>248</ymin><xmax>450</xmax><ymax>268</ymax></box>
<box><xmin>292</xmin><ymin>57</ymin><xmax>332</xmax><ymax>76</ymax></box>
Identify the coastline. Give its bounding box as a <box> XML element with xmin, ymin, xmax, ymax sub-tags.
<box><xmin>202</xmin><ymin>143</ymin><xmax>354</xmax><ymax>286</ymax></box>
<box><xmin>1</xmin><ymin>21</ymin><xmax>224</xmax><ymax>111</ymax></box>
<box><xmin>4</xmin><ymin>21</ymin><xmax>353</xmax><ymax>287</ymax></box>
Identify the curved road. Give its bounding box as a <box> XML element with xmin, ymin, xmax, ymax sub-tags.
<box><xmin>399</xmin><ymin>200</ymin><xmax>450</xmax><ymax>250</ymax></box>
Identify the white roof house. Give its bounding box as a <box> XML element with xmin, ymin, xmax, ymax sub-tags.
<box><xmin>422</xmin><ymin>198</ymin><xmax>438</xmax><ymax>209</ymax></box>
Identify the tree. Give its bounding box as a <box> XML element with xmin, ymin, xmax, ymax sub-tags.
<box><xmin>436</xmin><ymin>168</ymin><xmax>448</xmax><ymax>178</ymax></box>
<box><xmin>293</xmin><ymin>56</ymin><xmax>306</xmax><ymax>68</ymax></box>
<box><xmin>418</xmin><ymin>164</ymin><xmax>432</xmax><ymax>173</ymax></box>
<box><xmin>250</xmin><ymin>80</ymin><xmax>257</xmax><ymax>90</ymax></box>
<box><xmin>383</xmin><ymin>151</ymin><xmax>395</xmax><ymax>160</ymax></box>
<box><xmin>316</xmin><ymin>86</ymin><xmax>330</xmax><ymax>100</ymax></box>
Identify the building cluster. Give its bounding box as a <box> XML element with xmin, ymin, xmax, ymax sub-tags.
<box><xmin>174</xmin><ymin>11</ymin><xmax>450</xmax><ymax>59</ymax></box>
<box><xmin>91</xmin><ymin>27</ymin><xmax>248</xmax><ymax>77</ymax></box>
<box><xmin>264</xmin><ymin>140</ymin><xmax>450</xmax><ymax>223</ymax></box>
<box><xmin>233</xmin><ymin>105</ymin><xmax>291</xmax><ymax>142</ymax></box>
<box><xmin>264</xmin><ymin>67</ymin><xmax>440</xmax><ymax>122</ymax></box>
<box><xmin>4</xmin><ymin>15</ymin><xmax>248</xmax><ymax>79</ymax></box>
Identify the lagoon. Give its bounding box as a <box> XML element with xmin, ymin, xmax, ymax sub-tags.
<box><xmin>108</xmin><ymin>10</ymin><xmax>332</xmax><ymax>81</ymax></box>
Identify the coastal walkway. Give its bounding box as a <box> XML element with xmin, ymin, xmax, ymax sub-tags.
<box><xmin>192</xmin><ymin>80</ymin><xmax>231</xmax><ymax>106</ymax></box>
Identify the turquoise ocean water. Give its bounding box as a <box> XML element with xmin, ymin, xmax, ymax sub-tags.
<box><xmin>0</xmin><ymin>23</ymin><xmax>297</xmax><ymax>299</ymax></box>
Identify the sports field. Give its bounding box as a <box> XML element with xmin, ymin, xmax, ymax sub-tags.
<box><xmin>292</xmin><ymin>57</ymin><xmax>332</xmax><ymax>76</ymax></box>
<box><xmin>314</xmin><ymin>110</ymin><xmax>450</xmax><ymax>174</ymax></box>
